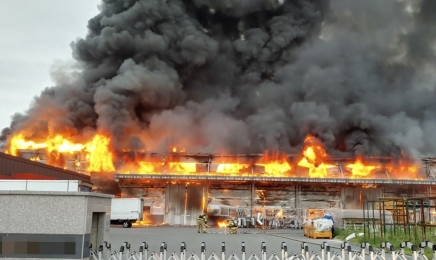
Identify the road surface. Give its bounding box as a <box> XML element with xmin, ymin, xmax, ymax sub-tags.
<box><xmin>106</xmin><ymin>226</ymin><xmax>353</xmax><ymax>258</ymax></box>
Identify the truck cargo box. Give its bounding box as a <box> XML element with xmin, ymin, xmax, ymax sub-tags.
<box><xmin>110</xmin><ymin>198</ymin><xmax>144</xmax><ymax>228</ymax></box>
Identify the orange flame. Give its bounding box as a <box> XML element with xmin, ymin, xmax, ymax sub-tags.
<box><xmin>137</xmin><ymin>161</ymin><xmax>161</xmax><ymax>173</ymax></box>
<box><xmin>119</xmin><ymin>158</ymin><xmax>196</xmax><ymax>175</ymax></box>
<box><xmin>48</xmin><ymin>135</ymin><xmax>85</xmax><ymax>153</ymax></box>
<box><xmin>6</xmin><ymin>133</ymin><xmax>47</xmax><ymax>156</ymax></box>
<box><xmin>297</xmin><ymin>135</ymin><xmax>335</xmax><ymax>178</ymax></box>
<box><xmin>29</xmin><ymin>155</ymin><xmax>41</xmax><ymax>161</ymax></box>
<box><xmin>385</xmin><ymin>160</ymin><xmax>419</xmax><ymax>179</ymax></box>
<box><xmin>171</xmin><ymin>147</ymin><xmax>186</xmax><ymax>153</ymax></box>
<box><xmin>256</xmin><ymin>151</ymin><xmax>292</xmax><ymax>176</ymax></box>
<box><xmin>86</xmin><ymin>133</ymin><xmax>115</xmax><ymax>172</ymax></box>
<box><xmin>212</xmin><ymin>156</ymin><xmax>251</xmax><ymax>174</ymax></box>
<box><xmin>6</xmin><ymin>133</ymin><xmax>87</xmax><ymax>168</ymax></box>
<box><xmin>169</xmin><ymin>162</ymin><xmax>196</xmax><ymax>173</ymax></box>
<box><xmin>6</xmin><ymin>134</ymin><xmax>85</xmax><ymax>156</ymax></box>
<box><xmin>217</xmin><ymin>221</ymin><xmax>227</xmax><ymax>228</ymax></box>
<box><xmin>4</xmin><ymin>131</ymin><xmax>424</xmax><ymax>180</ymax></box>
<box><xmin>132</xmin><ymin>220</ymin><xmax>152</xmax><ymax>226</ymax></box>
<box><xmin>217</xmin><ymin>163</ymin><xmax>250</xmax><ymax>173</ymax></box>
<box><xmin>346</xmin><ymin>157</ymin><xmax>377</xmax><ymax>177</ymax></box>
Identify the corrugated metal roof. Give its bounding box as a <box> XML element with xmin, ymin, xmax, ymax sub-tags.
<box><xmin>0</xmin><ymin>152</ymin><xmax>90</xmax><ymax>182</ymax></box>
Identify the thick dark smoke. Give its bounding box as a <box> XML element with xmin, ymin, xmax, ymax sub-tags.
<box><xmin>1</xmin><ymin>0</ymin><xmax>436</xmax><ymax>157</ymax></box>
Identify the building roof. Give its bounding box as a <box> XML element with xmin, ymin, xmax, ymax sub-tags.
<box><xmin>0</xmin><ymin>152</ymin><xmax>90</xmax><ymax>182</ymax></box>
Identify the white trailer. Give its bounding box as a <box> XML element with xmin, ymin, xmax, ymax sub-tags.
<box><xmin>110</xmin><ymin>198</ymin><xmax>144</xmax><ymax>228</ymax></box>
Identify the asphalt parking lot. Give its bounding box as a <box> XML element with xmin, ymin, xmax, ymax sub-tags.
<box><xmin>107</xmin><ymin>226</ymin><xmax>351</xmax><ymax>257</ymax></box>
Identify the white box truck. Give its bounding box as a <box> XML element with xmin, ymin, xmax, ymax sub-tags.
<box><xmin>110</xmin><ymin>198</ymin><xmax>144</xmax><ymax>228</ymax></box>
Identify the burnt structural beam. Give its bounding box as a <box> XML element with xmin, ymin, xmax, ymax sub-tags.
<box><xmin>114</xmin><ymin>174</ymin><xmax>436</xmax><ymax>185</ymax></box>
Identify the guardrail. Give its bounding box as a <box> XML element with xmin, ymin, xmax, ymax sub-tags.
<box><xmin>89</xmin><ymin>241</ymin><xmax>436</xmax><ymax>260</ymax></box>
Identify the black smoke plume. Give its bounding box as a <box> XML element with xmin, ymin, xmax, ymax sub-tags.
<box><xmin>1</xmin><ymin>0</ymin><xmax>436</xmax><ymax>157</ymax></box>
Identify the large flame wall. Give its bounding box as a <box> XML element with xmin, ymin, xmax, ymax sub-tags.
<box><xmin>5</xmin><ymin>134</ymin><xmax>424</xmax><ymax>180</ymax></box>
<box><xmin>13</xmin><ymin>149</ymin><xmax>425</xmax><ymax>180</ymax></box>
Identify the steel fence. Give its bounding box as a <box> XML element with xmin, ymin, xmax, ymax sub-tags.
<box><xmin>89</xmin><ymin>241</ymin><xmax>436</xmax><ymax>260</ymax></box>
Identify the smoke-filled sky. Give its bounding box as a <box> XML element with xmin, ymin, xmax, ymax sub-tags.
<box><xmin>1</xmin><ymin>0</ymin><xmax>436</xmax><ymax>157</ymax></box>
<box><xmin>0</xmin><ymin>0</ymin><xmax>100</xmax><ymax>131</ymax></box>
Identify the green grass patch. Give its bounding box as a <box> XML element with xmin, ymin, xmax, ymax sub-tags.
<box><xmin>334</xmin><ymin>226</ymin><xmax>436</xmax><ymax>259</ymax></box>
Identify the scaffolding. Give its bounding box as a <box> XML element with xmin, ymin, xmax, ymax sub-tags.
<box><xmin>363</xmin><ymin>196</ymin><xmax>436</xmax><ymax>242</ymax></box>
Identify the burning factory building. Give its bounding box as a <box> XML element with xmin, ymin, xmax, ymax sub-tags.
<box><xmin>1</xmin><ymin>0</ymin><xmax>436</xmax><ymax>227</ymax></box>
<box><xmin>3</xmin><ymin>133</ymin><xmax>436</xmax><ymax>226</ymax></box>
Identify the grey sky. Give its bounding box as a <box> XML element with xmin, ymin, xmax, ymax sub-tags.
<box><xmin>0</xmin><ymin>0</ymin><xmax>101</xmax><ymax>129</ymax></box>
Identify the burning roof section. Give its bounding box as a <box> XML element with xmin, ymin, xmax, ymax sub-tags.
<box><xmin>0</xmin><ymin>0</ymin><xmax>435</xmax><ymax>185</ymax></box>
<box><xmin>3</xmin><ymin>133</ymin><xmax>430</xmax><ymax>180</ymax></box>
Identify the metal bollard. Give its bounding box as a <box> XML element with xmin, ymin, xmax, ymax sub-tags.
<box><xmin>201</xmin><ymin>242</ymin><xmax>206</xmax><ymax>260</ymax></box>
<box><xmin>119</xmin><ymin>245</ymin><xmax>125</xmax><ymax>260</ymax></box>
<box><xmin>90</xmin><ymin>243</ymin><xmax>95</xmax><ymax>260</ymax></box>
<box><xmin>302</xmin><ymin>242</ymin><xmax>309</xmax><ymax>260</ymax></box>
<box><xmin>347</xmin><ymin>244</ymin><xmax>353</xmax><ymax>260</ymax></box>
<box><xmin>281</xmin><ymin>242</ymin><xmax>287</xmax><ymax>260</ymax></box>
<box><xmin>160</xmin><ymin>242</ymin><xmax>168</xmax><ymax>260</ymax></box>
<box><xmin>360</xmin><ymin>242</ymin><xmax>371</xmax><ymax>260</ymax></box>
<box><xmin>139</xmin><ymin>242</ymin><xmax>147</xmax><ymax>260</ymax></box>
<box><xmin>368</xmin><ymin>243</ymin><xmax>375</xmax><ymax>260</ymax></box>
<box><xmin>90</xmin><ymin>243</ymin><xmax>100</xmax><ymax>260</ymax></box>
<box><xmin>104</xmin><ymin>242</ymin><xmax>112</xmax><ymax>260</ymax></box>
<box><xmin>164</xmin><ymin>242</ymin><xmax>168</xmax><ymax>260</ymax></box>
<box><xmin>341</xmin><ymin>242</ymin><xmax>349</xmax><ymax>260</ymax></box>
<box><xmin>400</xmin><ymin>241</ymin><xmax>417</xmax><ymax>260</ymax></box>
<box><xmin>261</xmin><ymin>242</ymin><xmax>267</xmax><ymax>260</ymax></box>
<box><xmin>321</xmin><ymin>242</ymin><xmax>328</xmax><ymax>260</ymax></box>
<box><xmin>419</xmin><ymin>241</ymin><xmax>436</xmax><ymax>260</ymax></box>
<box><xmin>84</xmin><ymin>240</ymin><xmax>436</xmax><ymax>260</ymax></box>
<box><xmin>138</xmin><ymin>245</ymin><xmax>144</xmax><ymax>260</ymax></box>
<box><xmin>181</xmin><ymin>242</ymin><xmax>186</xmax><ymax>260</ymax></box>
<box><xmin>325</xmin><ymin>245</ymin><xmax>331</xmax><ymax>260</ymax></box>
<box><xmin>125</xmin><ymin>242</ymin><xmax>131</xmax><ymax>259</ymax></box>
<box><xmin>97</xmin><ymin>245</ymin><xmax>103</xmax><ymax>260</ymax></box>
<box><xmin>433</xmin><ymin>244</ymin><xmax>436</xmax><ymax>260</ymax></box>
<box><xmin>221</xmin><ymin>242</ymin><xmax>226</xmax><ymax>260</ymax></box>
<box><xmin>381</xmin><ymin>241</ymin><xmax>394</xmax><ymax>260</ymax></box>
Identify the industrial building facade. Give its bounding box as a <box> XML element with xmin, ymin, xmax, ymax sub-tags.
<box><xmin>2</xmin><ymin>151</ymin><xmax>436</xmax><ymax>227</ymax></box>
<box><xmin>95</xmin><ymin>172</ymin><xmax>436</xmax><ymax>227</ymax></box>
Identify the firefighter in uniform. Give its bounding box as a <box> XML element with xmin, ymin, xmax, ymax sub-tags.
<box><xmin>227</xmin><ymin>218</ymin><xmax>238</xmax><ymax>234</ymax></box>
<box><xmin>197</xmin><ymin>213</ymin><xmax>207</xmax><ymax>233</ymax></box>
